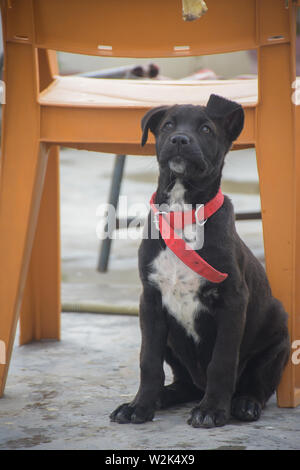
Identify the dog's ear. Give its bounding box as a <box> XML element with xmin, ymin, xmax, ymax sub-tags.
<box><xmin>141</xmin><ymin>106</ymin><xmax>169</xmax><ymax>146</ymax></box>
<box><xmin>206</xmin><ymin>94</ymin><xmax>244</xmax><ymax>142</ymax></box>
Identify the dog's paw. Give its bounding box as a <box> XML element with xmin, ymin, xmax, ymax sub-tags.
<box><xmin>187</xmin><ymin>404</ymin><xmax>229</xmax><ymax>428</ymax></box>
<box><xmin>231</xmin><ymin>396</ymin><xmax>262</xmax><ymax>422</ymax></box>
<box><xmin>110</xmin><ymin>402</ymin><xmax>155</xmax><ymax>424</ymax></box>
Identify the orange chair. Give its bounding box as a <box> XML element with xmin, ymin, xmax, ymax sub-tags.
<box><xmin>0</xmin><ymin>0</ymin><xmax>299</xmax><ymax>407</ymax></box>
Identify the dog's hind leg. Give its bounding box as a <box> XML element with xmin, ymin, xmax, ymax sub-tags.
<box><xmin>232</xmin><ymin>335</ymin><xmax>290</xmax><ymax>422</ymax></box>
<box><xmin>157</xmin><ymin>347</ymin><xmax>204</xmax><ymax>409</ymax></box>
<box><xmin>158</xmin><ymin>381</ymin><xmax>204</xmax><ymax>409</ymax></box>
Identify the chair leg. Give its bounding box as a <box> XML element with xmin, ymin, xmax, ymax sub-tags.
<box><xmin>97</xmin><ymin>154</ymin><xmax>126</xmax><ymax>272</ymax></box>
<box><xmin>256</xmin><ymin>41</ymin><xmax>300</xmax><ymax>407</ymax></box>
<box><xmin>0</xmin><ymin>138</ymin><xmax>49</xmax><ymax>396</ymax></box>
<box><xmin>19</xmin><ymin>146</ymin><xmax>61</xmax><ymax>345</ymax></box>
<box><xmin>0</xmin><ymin>42</ymin><xmax>47</xmax><ymax>397</ymax></box>
<box><xmin>19</xmin><ymin>50</ymin><xmax>61</xmax><ymax>344</ymax></box>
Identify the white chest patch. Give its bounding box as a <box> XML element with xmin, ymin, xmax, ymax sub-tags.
<box><xmin>149</xmin><ymin>181</ymin><xmax>207</xmax><ymax>342</ymax></box>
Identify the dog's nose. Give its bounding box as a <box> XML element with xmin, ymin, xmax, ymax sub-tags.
<box><xmin>170</xmin><ymin>134</ymin><xmax>190</xmax><ymax>146</ymax></box>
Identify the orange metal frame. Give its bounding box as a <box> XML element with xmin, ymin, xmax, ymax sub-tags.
<box><xmin>0</xmin><ymin>0</ymin><xmax>299</xmax><ymax>407</ymax></box>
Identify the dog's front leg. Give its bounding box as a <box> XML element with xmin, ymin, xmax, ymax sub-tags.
<box><xmin>110</xmin><ymin>285</ymin><xmax>168</xmax><ymax>424</ymax></box>
<box><xmin>188</xmin><ymin>291</ymin><xmax>247</xmax><ymax>428</ymax></box>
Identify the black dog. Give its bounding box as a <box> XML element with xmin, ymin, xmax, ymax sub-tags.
<box><xmin>110</xmin><ymin>95</ymin><xmax>290</xmax><ymax>428</ymax></box>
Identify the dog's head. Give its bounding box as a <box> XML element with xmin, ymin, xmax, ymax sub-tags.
<box><xmin>141</xmin><ymin>95</ymin><xmax>244</xmax><ymax>184</ymax></box>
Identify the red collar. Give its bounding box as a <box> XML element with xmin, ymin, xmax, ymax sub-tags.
<box><xmin>150</xmin><ymin>188</ymin><xmax>228</xmax><ymax>283</ymax></box>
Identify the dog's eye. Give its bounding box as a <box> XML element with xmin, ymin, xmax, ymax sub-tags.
<box><xmin>163</xmin><ymin>121</ymin><xmax>174</xmax><ymax>130</ymax></box>
<box><xmin>201</xmin><ymin>125</ymin><xmax>212</xmax><ymax>134</ymax></box>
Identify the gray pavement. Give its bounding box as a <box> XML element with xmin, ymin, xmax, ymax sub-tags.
<box><xmin>1</xmin><ymin>147</ymin><xmax>299</xmax><ymax>450</ymax></box>
<box><xmin>1</xmin><ymin>313</ymin><xmax>300</xmax><ymax>450</ymax></box>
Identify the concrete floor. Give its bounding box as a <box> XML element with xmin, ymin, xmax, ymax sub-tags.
<box><xmin>1</xmin><ymin>313</ymin><xmax>300</xmax><ymax>450</ymax></box>
<box><xmin>1</xmin><ymin>148</ymin><xmax>299</xmax><ymax>450</ymax></box>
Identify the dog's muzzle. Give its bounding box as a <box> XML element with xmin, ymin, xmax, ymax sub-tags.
<box><xmin>168</xmin><ymin>156</ymin><xmax>186</xmax><ymax>175</ymax></box>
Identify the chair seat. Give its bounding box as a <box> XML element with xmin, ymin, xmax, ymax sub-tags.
<box><xmin>39</xmin><ymin>76</ymin><xmax>258</xmax><ymax>108</ymax></box>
